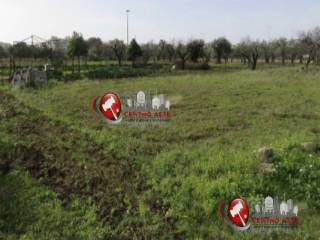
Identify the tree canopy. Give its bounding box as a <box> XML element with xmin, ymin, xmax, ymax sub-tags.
<box><xmin>127</xmin><ymin>39</ymin><xmax>142</xmax><ymax>63</ymax></box>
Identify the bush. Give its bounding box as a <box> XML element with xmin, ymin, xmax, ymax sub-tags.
<box><xmin>85</xmin><ymin>67</ymin><xmax>156</xmax><ymax>80</ymax></box>
<box><xmin>265</xmin><ymin>146</ymin><xmax>320</xmax><ymax>209</ymax></box>
<box><xmin>174</xmin><ymin>61</ymin><xmax>210</xmax><ymax>70</ymax></box>
<box><xmin>188</xmin><ymin>62</ymin><xmax>210</xmax><ymax>70</ymax></box>
<box><xmin>46</xmin><ymin>70</ymin><xmax>63</xmax><ymax>80</ymax></box>
<box><xmin>63</xmin><ymin>73</ymin><xmax>82</xmax><ymax>81</ymax></box>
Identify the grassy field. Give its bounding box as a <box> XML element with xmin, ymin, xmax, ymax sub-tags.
<box><xmin>1</xmin><ymin>64</ymin><xmax>320</xmax><ymax>239</ymax></box>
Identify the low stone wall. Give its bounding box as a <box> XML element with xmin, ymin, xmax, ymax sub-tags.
<box><xmin>11</xmin><ymin>68</ymin><xmax>47</xmax><ymax>88</ymax></box>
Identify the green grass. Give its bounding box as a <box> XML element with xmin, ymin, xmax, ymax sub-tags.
<box><xmin>0</xmin><ymin>137</ymin><xmax>108</xmax><ymax>240</ymax></box>
<box><xmin>0</xmin><ymin>170</ymin><xmax>108</xmax><ymax>240</ymax></box>
<box><xmin>1</xmin><ymin>63</ymin><xmax>320</xmax><ymax>239</ymax></box>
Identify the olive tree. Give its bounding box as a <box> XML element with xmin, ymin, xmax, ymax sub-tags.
<box><xmin>212</xmin><ymin>37</ymin><xmax>232</xmax><ymax>63</ymax></box>
<box><xmin>260</xmin><ymin>40</ymin><xmax>272</xmax><ymax>63</ymax></box>
<box><xmin>141</xmin><ymin>42</ymin><xmax>158</xmax><ymax>64</ymax></box>
<box><xmin>127</xmin><ymin>39</ymin><xmax>143</xmax><ymax>66</ymax></box>
<box><xmin>276</xmin><ymin>38</ymin><xmax>288</xmax><ymax>64</ymax></box>
<box><xmin>298</xmin><ymin>28</ymin><xmax>320</xmax><ymax>68</ymax></box>
<box><xmin>0</xmin><ymin>45</ymin><xmax>8</xmax><ymax>58</ymax></box>
<box><xmin>108</xmin><ymin>39</ymin><xmax>126</xmax><ymax>66</ymax></box>
<box><xmin>157</xmin><ymin>39</ymin><xmax>167</xmax><ymax>61</ymax></box>
<box><xmin>165</xmin><ymin>43</ymin><xmax>176</xmax><ymax>62</ymax></box>
<box><xmin>87</xmin><ymin>37</ymin><xmax>103</xmax><ymax>60</ymax></box>
<box><xmin>287</xmin><ymin>39</ymin><xmax>299</xmax><ymax>64</ymax></box>
<box><xmin>237</xmin><ymin>38</ymin><xmax>260</xmax><ymax>70</ymax></box>
<box><xmin>9</xmin><ymin>42</ymin><xmax>33</xmax><ymax>59</ymax></box>
<box><xmin>175</xmin><ymin>42</ymin><xmax>189</xmax><ymax>69</ymax></box>
<box><xmin>66</xmin><ymin>32</ymin><xmax>88</xmax><ymax>74</ymax></box>
<box><xmin>186</xmin><ymin>39</ymin><xmax>205</xmax><ymax>63</ymax></box>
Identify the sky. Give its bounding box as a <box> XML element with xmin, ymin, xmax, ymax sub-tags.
<box><xmin>0</xmin><ymin>0</ymin><xmax>320</xmax><ymax>44</ymax></box>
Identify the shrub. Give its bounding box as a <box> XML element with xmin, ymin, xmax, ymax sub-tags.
<box><xmin>63</xmin><ymin>73</ymin><xmax>82</xmax><ymax>81</ymax></box>
<box><xmin>85</xmin><ymin>67</ymin><xmax>156</xmax><ymax>80</ymax></box>
<box><xmin>265</xmin><ymin>146</ymin><xmax>320</xmax><ymax>209</ymax></box>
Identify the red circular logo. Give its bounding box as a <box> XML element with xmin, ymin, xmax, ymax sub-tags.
<box><xmin>227</xmin><ymin>198</ymin><xmax>249</xmax><ymax>227</ymax></box>
<box><xmin>99</xmin><ymin>93</ymin><xmax>122</xmax><ymax>121</ymax></box>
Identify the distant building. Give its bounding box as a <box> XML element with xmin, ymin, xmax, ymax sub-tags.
<box><xmin>48</xmin><ymin>37</ymin><xmax>69</xmax><ymax>51</ymax></box>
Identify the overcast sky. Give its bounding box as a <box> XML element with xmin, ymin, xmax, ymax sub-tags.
<box><xmin>1</xmin><ymin>0</ymin><xmax>320</xmax><ymax>44</ymax></box>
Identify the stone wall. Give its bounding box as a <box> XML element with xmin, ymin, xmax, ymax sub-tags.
<box><xmin>12</xmin><ymin>68</ymin><xmax>47</xmax><ymax>88</ymax></box>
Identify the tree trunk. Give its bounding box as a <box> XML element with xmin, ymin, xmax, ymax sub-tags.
<box><xmin>251</xmin><ymin>56</ymin><xmax>258</xmax><ymax>70</ymax></box>
<box><xmin>181</xmin><ymin>58</ymin><xmax>185</xmax><ymax>70</ymax></box>
<box><xmin>72</xmin><ymin>57</ymin><xmax>75</xmax><ymax>74</ymax></box>
<box><xmin>299</xmin><ymin>56</ymin><xmax>303</xmax><ymax>64</ymax></box>
<box><xmin>305</xmin><ymin>56</ymin><xmax>311</xmax><ymax>69</ymax></box>
<box><xmin>217</xmin><ymin>55</ymin><xmax>221</xmax><ymax>64</ymax></box>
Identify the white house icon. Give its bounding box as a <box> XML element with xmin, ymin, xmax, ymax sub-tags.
<box><xmin>152</xmin><ymin>96</ymin><xmax>161</xmax><ymax>109</ymax></box>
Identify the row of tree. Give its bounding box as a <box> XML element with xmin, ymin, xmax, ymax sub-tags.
<box><xmin>1</xmin><ymin>27</ymin><xmax>320</xmax><ymax>72</ymax></box>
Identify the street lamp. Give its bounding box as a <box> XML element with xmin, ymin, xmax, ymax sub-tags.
<box><xmin>126</xmin><ymin>9</ymin><xmax>130</xmax><ymax>46</ymax></box>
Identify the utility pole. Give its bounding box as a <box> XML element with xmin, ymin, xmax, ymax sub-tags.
<box><xmin>126</xmin><ymin>9</ymin><xmax>130</xmax><ymax>46</ymax></box>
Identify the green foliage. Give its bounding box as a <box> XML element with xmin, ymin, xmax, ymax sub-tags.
<box><xmin>8</xmin><ymin>42</ymin><xmax>52</xmax><ymax>60</ymax></box>
<box><xmin>66</xmin><ymin>32</ymin><xmax>88</xmax><ymax>60</ymax></box>
<box><xmin>66</xmin><ymin>32</ymin><xmax>88</xmax><ymax>74</ymax></box>
<box><xmin>9</xmin><ymin>42</ymin><xmax>33</xmax><ymax>58</ymax></box>
<box><xmin>85</xmin><ymin>66</ymin><xmax>156</xmax><ymax>79</ymax></box>
<box><xmin>236</xmin><ymin>38</ymin><xmax>261</xmax><ymax>70</ymax></box>
<box><xmin>87</xmin><ymin>37</ymin><xmax>103</xmax><ymax>60</ymax></box>
<box><xmin>1</xmin><ymin>65</ymin><xmax>320</xmax><ymax>239</ymax></box>
<box><xmin>63</xmin><ymin>72</ymin><xmax>82</xmax><ymax>81</ymax></box>
<box><xmin>0</xmin><ymin>45</ymin><xmax>8</xmax><ymax>58</ymax></box>
<box><xmin>0</xmin><ymin>168</ymin><xmax>108</xmax><ymax>240</ymax></box>
<box><xmin>108</xmin><ymin>39</ymin><xmax>126</xmax><ymax>66</ymax></box>
<box><xmin>212</xmin><ymin>37</ymin><xmax>232</xmax><ymax>63</ymax></box>
<box><xmin>187</xmin><ymin>39</ymin><xmax>205</xmax><ymax>63</ymax></box>
<box><xmin>175</xmin><ymin>42</ymin><xmax>189</xmax><ymax>69</ymax></box>
<box><xmin>267</xmin><ymin>146</ymin><xmax>320</xmax><ymax>209</ymax></box>
<box><xmin>127</xmin><ymin>39</ymin><xmax>142</xmax><ymax>62</ymax></box>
